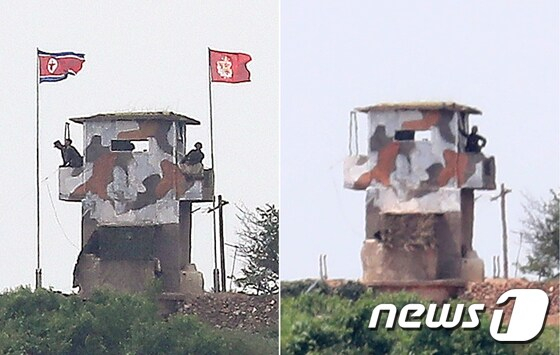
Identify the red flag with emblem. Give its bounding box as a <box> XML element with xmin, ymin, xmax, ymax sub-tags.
<box><xmin>209</xmin><ymin>49</ymin><xmax>251</xmax><ymax>83</ymax></box>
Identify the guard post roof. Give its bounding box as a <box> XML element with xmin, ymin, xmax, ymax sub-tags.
<box><xmin>354</xmin><ymin>101</ymin><xmax>482</xmax><ymax>115</ymax></box>
<box><xmin>69</xmin><ymin>111</ymin><xmax>201</xmax><ymax>125</ymax></box>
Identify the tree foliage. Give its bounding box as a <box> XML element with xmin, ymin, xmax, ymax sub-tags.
<box><xmin>518</xmin><ymin>190</ymin><xmax>559</xmax><ymax>279</ymax></box>
<box><xmin>235</xmin><ymin>204</ymin><xmax>279</xmax><ymax>295</ymax></box>
<box><xmin>281</xmin><ymin>291</ymin><xmax>559</xmax><ymax>354</ymax></box>
<box><xmin>0</xmin><ymin>287</ymin><xmax>276</xmax><ymax>354</ymax></box>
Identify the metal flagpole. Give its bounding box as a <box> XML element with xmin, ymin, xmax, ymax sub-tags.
<box><xmin>35</xmin><ymin>48</ymin><xmax>42</xmax><ymax>289</ymax></box>
<box><xmin>208</xmin><ymin>48</ymin><xmax>219</xmax><ymax>292</ymax></box>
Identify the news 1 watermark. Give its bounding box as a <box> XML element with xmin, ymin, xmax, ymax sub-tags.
<box><xmin>368</xmin><ymin>289</ymin><xmax>550</xmax><ymax>343</ymax></box>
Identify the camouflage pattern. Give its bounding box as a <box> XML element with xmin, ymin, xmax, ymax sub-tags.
<box><xmin>344</xmin><ymin>103</ymin><xmax>496</xmax><ymax>284</ymax></box>
<box><xmin>58</xmin><ymin>112</ymin><xmax>209</xmax><ymax>295</ymax></box>
<box><xmin>59</xmin><ymin>113</ymin><xmax>213</xmax><ymax>226</ymax></box>
<box><xmin>344</xmin><ymin>106</ymin><xmax>495</xmax><ymax>214</ymax></box>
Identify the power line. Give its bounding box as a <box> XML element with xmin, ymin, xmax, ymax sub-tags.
<box><xmin>44</xmin><ymin>179</ymin><xmax>79</xmax><ymax>250</ymax></box>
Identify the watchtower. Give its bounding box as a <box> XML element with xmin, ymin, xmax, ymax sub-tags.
<box><xmin>58</xmin><ymin>112</ymin><xmax>213</xmax><ymax>296</ymax></box>
<box><xmin>344</xmin><ymin>102</ymin><xmax>495</xmax><ymax>286</ymax></box>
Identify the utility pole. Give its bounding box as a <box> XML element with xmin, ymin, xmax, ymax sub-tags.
<box><xmin>217</xmin><ymin>195</ymin><xmax>227</xmax><ymax>292</ymax></box>
<box><xmin>208</xmin><ymin>196</ymin><xmax>228</xmax><ymax>292</ymax></box>
<box><xmin>211</xmin><ymin>198</ymin><xmax>220</xmax><ymax>292</ymax></box>
<box><xmin>491</xmin><ymin>183</ymin><xmax>512</xmax><ymax>279</ymax></box>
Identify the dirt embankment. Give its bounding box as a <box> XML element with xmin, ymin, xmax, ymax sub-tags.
<box><xmin>461</xmin><ymin>278</ymin><xmax>559</xmax><ymax>325</ymax></box>
<box><xmin>179</xmin><ymin>293</ymin><xmax>278</xmax><ymax>334</ymax></box>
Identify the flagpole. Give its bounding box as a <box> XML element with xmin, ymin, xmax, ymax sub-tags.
<box><xmin>35</xmin><ymin>48</ymin><xmax>42</xmax><ymax>290</ymax></box>
<box><xmin>208</xmin><ymin>48</ymin><xmax>219</xmax><ymax>292</ymax></box>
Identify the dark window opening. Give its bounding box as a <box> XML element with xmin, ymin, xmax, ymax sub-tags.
<box><xmin>394</xmin><ymin>130</ymin><xmax>415</xmax><ymax>141</ymax></box>
<box><xmin>111</xmin><ymin>139</ymin><xmax>149</xmax><ymax>152</ymax></box>
<box><xmin>394</xmin><ymin>130</ymin><xmax>431</xmax><ymax>142</ymax></box>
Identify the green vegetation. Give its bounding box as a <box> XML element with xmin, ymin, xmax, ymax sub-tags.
<box><xmin>281</xmin><ymin>283</ymin><xmax>558</xmax><ymax>355</ymax></box>
<box><xmin>235</xmin><ymin>204</ymin><xmax>279</xmax><ymax>295</ymax></box>
<box><xmin>0</xmin><ymin>287</ymin><xmax>277</xmax><ymax>354</ymax></box>
<box><xmin>518</xmin><ymin>190</ymin><xmax>559</xmax><ymax>279</ymax></box>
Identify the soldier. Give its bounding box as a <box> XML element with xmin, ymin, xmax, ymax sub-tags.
<box><xmin>180</xmin><ymin>142</ymin><xmax>204</xmax><ymax>175</ymax></box>
<box><xmin>459</xmin><ymin>125</ymin><xmax>487</xmax><ymax>153</ymax></box>
<box><xmin>53</xmin><ymin>140</ymin><xmax>66</xmax><ymax>166</ymax></box>
<box><xmin>54</xmin><ymin>139</ymin><xmax>83</xmax><ymax>167</ymax></box>
<box><xmin>64</xmin><ymin>139</ymin><xmax>84</xmax><ymax>167</ymax></box>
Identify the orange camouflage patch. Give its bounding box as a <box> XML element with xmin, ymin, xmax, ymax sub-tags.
<box><xmin>437</xmin><ymin>149</ymin><xmax>470</xmax><ymax>187</ymax></box>
<box><xmin>117</xmin><ymin>121</ymin><xmax>160</xmax><ymax>140</ymax></box>
<box><xmin>354</xmin><ymin>142</ymin><xmax>400</xmax><ymax>188</ymax></box>
<box><xmin>73</xmin><ymin>153</ymin><xmax>118</xmax><ymax>200</ymax></box>
<box><xmin>402</xmin><ymin>110</ymin><xmax>440</xmax><ymax>131</ymax></box>
<box><xmin>155</xmin><ymin>160</ymin><xmax>194</xmax><ymax>198</ymax></box>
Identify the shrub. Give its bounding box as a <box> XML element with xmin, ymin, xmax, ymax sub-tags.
<box><xmin>333</xmin><ymin>281</ymin><xmax>367</xmax><ymax>301</ymax></box>
<box><xmin>0</xmin><ymin>287</ymin><xmax>276</xmax><ymax>355</ymax></box>
<box><xmin>281</xmin><ymin>290</ymin><xmax>556</xmax><ymax>355</ymax></box>
<box><xmin>281</xmin><ymin>279</ymin><xmax>332</xmax><ymax>298</ymax></box>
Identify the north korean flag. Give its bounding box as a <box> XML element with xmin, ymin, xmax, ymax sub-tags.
<box><xmin>38</xmin><ymin>50</ymin><xmax>85</xmax><ymax>83</ymax></box>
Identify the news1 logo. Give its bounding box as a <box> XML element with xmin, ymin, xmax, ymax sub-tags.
<box><xmin>368</xmin><ymin>289</ymin><xmax>550</xmax><ymax>342</ymax></box>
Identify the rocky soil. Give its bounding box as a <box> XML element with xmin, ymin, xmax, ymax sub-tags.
<box><xmin>179</xmin><ymin>293</ymin><xmax>278</xmax><ymax>334</ymax></box>
<box><xmin>461</xmin><ymin>278</ymin><xmax>559</xmax><ymax>325</ymax></box>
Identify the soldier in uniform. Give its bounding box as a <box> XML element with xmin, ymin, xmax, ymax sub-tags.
<box><xmin>180</xmin><ymin>142</ymin><xmax>204</xmax><ymax>175</ymax></box>
<box><xmin>54</xmin><ymin>139</ymin><xmax>83</xmax><ymax>167</ymax></box>
<box><xmin>459</xmin><ymin>125</ymin><xmax>487</xmax><ymax>153</ymax></box>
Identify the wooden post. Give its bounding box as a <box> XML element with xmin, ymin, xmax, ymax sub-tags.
<box><xmin>514</xmin><ymin>232</ymin><xmax>523</xmax><ymax>278</ymax></box>
<box><xmin>212</xmin><ymin>195</ymin><xmax>219</xmax><ymax>292</ymax></box>
<box><xmin>492</xmin><ymin>255</ymin><xmax>501</xmax><ymax>278</ymax></box>
<box><xmin>218</xmin><ymin>195</ymin><xmax>227</xmax><ymax>292</ymax></box>
<box><xmin>213</xmin><ymin>269</ymin><xmax>220</xmax><ymax>293</ymax></box>
<box><xmin>491</xmin><ymin>184</ymin><xmax>512</xmax><ymax>278</ymax></box>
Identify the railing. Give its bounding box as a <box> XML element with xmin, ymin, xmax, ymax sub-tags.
<box><xmin>58</xmin><ymin>167</ymin><xmax>86</xmax><ymax>201</ymax></box>
<box><xmin>177</xmin><ymin>168</ymin><xmax>214</xmax><ymax>202</ymax></box>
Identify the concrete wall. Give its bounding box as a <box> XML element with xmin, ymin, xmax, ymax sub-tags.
<box><xmin>73</xmin><ymin>254</ymin><xmax>157</xmax><ymax>297</ymax></box>
<box><xmin>361</xmin><ymin>211</ymin><xmax>463</xmax><ymax>283</ymax></box>
<box><xmin>74</xmin><ymin>202</ymin><xmax>195</xmax><ymax>294</ymax></box>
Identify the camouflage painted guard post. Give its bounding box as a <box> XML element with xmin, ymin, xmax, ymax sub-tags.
<box><xmin>344</xmin><ymin>102</ymin><xmax>496</xmax><ymax>299</ymax></box>
<box><xmin>58</xmin><ymin>112</ymin><xmax>213</xmax><ymax>297</ymax></box>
